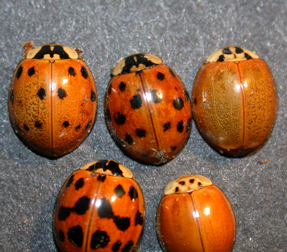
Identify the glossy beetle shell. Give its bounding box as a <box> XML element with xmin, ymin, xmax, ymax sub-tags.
<box><xmin>104</xmin><ymin>53</ymin><xmax>192</xmax><ymax>165</ymax></box>
<box><xmin>8</xmin><ymin>42</ymin><xmax>97</xmax><ymax>158</ymax></box>
<box><xmin>156</xmin><ymin>175</ymin><xmax>236</xmax><ymax>252</ymax></box>
<box><xmin>192</xmin><ymin>46</ymin><xmax>278</xmax><ymax>156</ymax></box>
<box><xmin>53</xmin><ymin>159</ymin><xmax>145</xmax><ymax>252</ymax></box>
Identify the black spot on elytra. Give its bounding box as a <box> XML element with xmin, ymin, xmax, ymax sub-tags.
<box><xmin>90</xmin><ymin>230</ymin><xmax>110</xmax><ymax>249</ymax></box>
<box><xmin>189</xmin><ymin>179</ymin><xmax>194</xmax><ymax>183</ymax></box>
<box><xmin>91</xmin><ymin>90</ymin><xmax>96</xmax><ymax>101</ymax></box>
<box><xmin>85</xmin><ymin>120</ymin><xmax>92</xmax><ymax>131</ymax></box>
<box><xmin>35</xmin><ymin>121</ymin><xmax>42</xmax><ymax>128</ymax></box>
<box><xmin>73</xmin><ymin>196</ymin><xmax>90</xmax><ymax>215</ymax></box>
<box><xmin>58</xmin><ymin>88</ymin><xmax>67</xmax><ymax>99</ymax></box>
<box><xmin>135</xmin><ymin>210</ymin><xmax>143</xmax><ymax>226</ymax></box>
<box><xmin>112</xmin><ymin>241</ymin><xmax>122</xmax><ymax>251</ymax></box>
<box><xmin>163</xmin><ymin>122</ymin><xmax>171</xmax><ymax>132</ymax></box>
<box><xmin>97</xmin><ymin>198</ymin><xmax>114</xmax><ymax>218</ymax></box>
<box><xmin>113</xmin><ymin>216</ymin><xmax>130</xmax><ymax>231</ymax></box>
<box><xmin>177</xmin><ymin>121</ymin><xmax>184</xmax><ymax>133</ymax></box>
<box><xmin>28</xmin><ymin>67</ymin><xmax>35</xmax><ymax>77</ymax></box>
<box><xmin>122</xmin><ymin>241</ymin><xmax>134</xmax><ymax>252</ymax></box>
<box><xmin>170</xmin><ymin>146</ymin><xmax>177</xmax><ymax>151</ymax></box>
<box><xmin>58</xmin><ymin>229</ymin><xmax>65</xmax><ymax>242</ymax></box>
<box><xmin>16</xmin><ymin>66</ymin><xmax>23</xmax><ymax>78</ymax></box>
<box><xmin>37</xmin><ymin>88</ymin><xmax>46</xmax><ymax>100</ymax></box>
<box><xmin>217</xmin><ymin>55</ymin><xmax>225</xmax><ymax>62</ymax></box>
<box><xmin>119</xmin><ymin>82</ymin><xmax>126</xmax><ymax>91</ymax></box>
<box><xmin>58</xmin><ymin>206</ymin><xmax>71</xmax><ymax>221</ymax></box>
<box><xmin>9</xmin><ymin>90</ymin><xmax>14</xmax><ymax>103</ymax></box>
<box><xmin>75</xmin><ymin>178</ymin><xmax>84</xmax><ymax>190</ymax></box>
<box><xmin>24</xmin><ymin>124</ymin><xmax>30</xmax><ymax>131</ymax></box>
<box><xmin>157</xmin><ymin>72</ymin><xmax>165</xmax><ymax>80</ymax></box>
<box><xmin>179</xmin><ymin>181</ymin><xmax>185</xmax><ymax>185</ymax></box>
<box><xmin>97</xmin><ymin>174</ymin><xmax>106</xmax><ymax>182</ymax></box>
<box><xmin>186</xmin><ymin>118</ymin><xmax>192</xmax><ymax>133</ymax></box>
<box><xmin>136</xmin><ymin>129</ymin><xmax>146</xmax><ymax>138</ymax></box>
<box><xmin>125</xmin><ymin>134</ymin><xmax>134</xmax><ymax>145</ymax></box>
<box><xmin>75</xmin><ymin>124</ymin><xmax>81</xmax><ymax>130</ymax></box>
<box><xmin>33</xmin><ymin>45</ymin><xmax>70</xmax><ymax>59</ymax></box>
<box><xmin>81</xmin><ymin>66</ymin><xmax>88</xmax><ymax>79</ymax></box>
<box><xmin>175</xmin><ymin>187</ymin><xmax>179</xmax><ymax>192</ymax></box>
<box><xmin>67</xmin><ymin>225</ymin><xmax>83</xmax><ymax>247</ymax></box>
<box><xmin>169</xmin><ymin>68</ymin><xmax>176</xmax><ymax>77</ymax></box>
<box><xmin>63</xmin><ymin>121</ymin><xmax>69</xmax><ymax>127</ymax></box>
<box><xmin>151</xmin><ymin>90</ymin><xmax>163</xmax><ymax>103</ymax></box>
<box><xmin>114</xmin><ymin>184</ymin><xmax>125</xmax><ymax>198</ymax></box>
<box><xmin>184</xmin><ymin>89</ymin><xmax>190</xmax><ymax>101</ymax></box>
<box><xmin>105</xmin><ymin>108</ymin><xmax>111</xmax><ymax>122</ymax></box>
<box><xmin>65</xmin><ymin>175</ymin><xmax>74</xmax><ymax>188</ymax></box>
<box><xmin>235</xmin><ymin>47</ymin><xmax>244</xmax><ymax>54</ymax></box>
<box><xmin>222</xmin><ymin>47</ymin><xmax>232</xmax><ymax>54</ymax></box>
<box><xmin>173</xmin><ymin>97</ymin><xmax>184</xmax><ymax>110</ymax></box>
<box><xmin>114</xmin><ymin>112</ymin><xmax>126</xmax><ymax>125</ymax></box>
<box><xmin>245</xmin><ymin>53</ymin><xmax>253</xmax><ymax>59</ymax></box>
<box><xmin>68</xmin><ymin>67</ymin><xmax>76</xmax><ymax>76</ymax></box>
<box><xmin>129</xmin><ymin>186</ymin><xmax>138</xmax><ymax>201</ymax></box>
<box><xmin>130</xmin><ymin>94</ymin><xmax>142</xmax><ymax>109</ymax></box>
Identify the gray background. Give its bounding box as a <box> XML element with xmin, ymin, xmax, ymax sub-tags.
<box><xmin>1</xmin><ymin>0</ymin><xmax>286</xmax><ymax>251</ymax></box>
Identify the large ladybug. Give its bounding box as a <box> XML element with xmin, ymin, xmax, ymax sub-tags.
<box><xmin>104</xmin><ymin>53</ymin><xmax>192</xmax><ymax>165</ymax></box>
<box><xmin>8</xmin><ymin>42</ymin><xmax>97</xmax><ymax>157</ymax></box>
<box><xmin>192</xmin><ymin>46</ymin><xmax>278</xmax><ymax>156</ymax></box>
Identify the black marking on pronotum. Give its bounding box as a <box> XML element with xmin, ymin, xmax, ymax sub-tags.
<box><xmin>68</xmin><ymin>67</ymin><xmax>76</xmax><ymax>76</ymax></box>
<box><xmin>175</xmin><ymin>187</ymin><xmax>179</xmax><ymax>192</ymax></box>
<box><xmin>189</xmin><ymin>179</ymin><xmax>194</xmax><ymax>183</ymax></box>
<box><xmin>58</xmin><ymin>88</ymin><xmax>67</xmax><ymax>99</ymax></box>
<box><xmin>74</xmin><ymin>178</ymin><xmax>84</xmax><ymax>190</ymax></box>
<box><xmin>245</xmin><ymin>53</ymin><xmax>253</xmax><ymax>60</ymax></box>
<box><xmin>125</xmin><ymin>134</ymin><xmax>134</xmax><ymax>145</ymax></box>
<box><xmin>130</xmin><ymin>94</ymin><xmax>142</xmax><ymax>109</ymax></box>
<box><xmin>9</xmin><ymin>90</ymin><xmax>14</xmax><ymax>103</ymax></box>
<box><xmin>135</xmin><ymin>210</ymin><xmax>143</xmax><ymax>226</ymax></box>
<box><xmin>222</xmin><ymin>47</ymin><xmax>232</xmax><ymax>54</ymax></box>
<box><xmin>163</xmin><ymin>122</ymin><xmax>171</xmax><ymax>132</ymax></box>
<box><xmin>33</xmin><ymin>45</ymin><xmax>70</xmax><ymax>59</ymax></box>
<box><xmin>58</xmin><ymin>229</ymin><xmax>65</xmax><ymax>242</ymax></box>
<box><xmin>173</xmin><ymin>97</ymin><xmax>184</xmax><ymax>110</ymax></box>
<box><xmin>91</xmin><ymin>90</ymin><xmax>96</xmax><ymax>101</ymax></box>
<box><xmin>63</xmin><ymin>121</ymin><xmax>69</xmax><ymax>127</ymax></box>
<box><xmin>87</xmin><ymin>160</ymin><xmax>124</xmax><ymax>177</ymax></box>
<box><xmin>112</xmin><ymin>241</ymin><xmax>122</xmax><ymax>251</ymax></box>
<box><xmin>129</xmin><ymin>186</ymin><xmax>138</xmax><ymax>201</ymax></box>
<box><xmin>217</xmin><ymin>55</ymin><xmax>225</xmax><ymax>62</ymax></box>
<box><xmin>90</xmin><ymin>230</ymin><xmax>110</xmax><ymax>250</ymax></box>
<box><xmin>81</xmin><ymin>66</ymin><xmax>89</xmax><ymax>79</ymax></box>
<box><xmin>136</xmin><ymin>129</ymin><xmax>146</xmax><ymax>138</ymax></box>
<box><xmin>179</xmin><ymin>181</ymin><xmax>185</xmax><ymax>185</ymax></box>
<box><xmin>151</xmin><ymin>90</ymin><xmax>163</xmax><ymax>103</ymax></box>
<box><xmin>113</xmin><ymin>216</ymin><xmax>130</xmax><ymax>231</ymax></box>
<box><xmin>114</xmin><ymin>184</ymin><xmax>126</xmax><ymax>198</ymax></box>
<box><xmin>35</xmin><ymin>121</ymin><xmax>42</xmax><ymax>128</ymax></box>
<box><xmin>67</xmin><ymin>225</ymin><xmax>83</xmax><ymax>247</ymax></box>
<box><xmin>157</xmin><ymin>72</ymin><xmax>165</xmax><ymax>80</ymax></box>
<box><xmin>119</xmin><ymin>82</ymin><xmax>126</xmax><ymax>91</ymax></box>
<box><xmin>122</xmin><ymin>241</ymin><xmax>134</xmax><ymax>252</ymax></box>
<box><xmin>16</xmin><ymin>66</ymin><xmax>23</xmax><ymax>78</ymax></box>
<box><xmin>28</xmin><ymin>67</ymin><xmax>35</xmax><ymax>76</ymax></box>
<box><xmin>114</xmin><ymin>112</ymin><xmax>126</xmax><ymax>125</ymax></box>
<box><xmin>97</xmin><ymin>198</ymin><xmax>114</xmax><ymax>218</ymax></box>
<box><xmin>120</xmin><ymin>53</ymin><xmax>158</xmax><ymax>75</ymax></box>
<box><xmin>235</xmin><ymin>47</ymin><xmax>244</xmax><ymax>54</ymax></box>
<box><xmin>37</xmin><ymin>88</ymin><xmax>46</xmax><ymax>100</ymax></box>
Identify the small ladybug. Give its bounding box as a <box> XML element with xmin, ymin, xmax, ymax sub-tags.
<box><xmin>192</xmin><ymin>46</ymin><xmax>278</xmax><ymax>156</ymax></box>
<box><xmin>53</xmin><ymin>159</ymin><xmax>145</xmax><ymax>252</ymax></box>
<box><xmin>156</xmin><ymin>174</ymin><xmax>236</xmax><ymax>252</ymax></box>
<box><xmin>104</xmin><ymin>53</ymin><xmax>192</xmax><ymax>165</ymax></box>
<box><xmin>8</xmin><ymin>42</ymin><xmax>97</xmax><ymax>158</ymax></box>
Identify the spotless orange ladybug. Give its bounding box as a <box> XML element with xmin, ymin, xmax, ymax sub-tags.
<box><xmin>104</xmin><ymin>53</ymin><xmax>192</xmax><ymax>165</ymax></box>
<box><xmin>192</xmin><ymin>46</ymin><xmax>278</xmax><ymax>157</ymax></box>
<box><xmin>156</xmin><ymin>174</ymin><xmax>236</xmax><ymax>252</ymax></box>
<box><xmin>53</xmin><ymin>159</ymin><xmax>145</xmax><ymax>252</ymax></box>
<box><xmin>8</xmin><ymin>42</ymin><xmax>97</xmax><ymax>158</ymax></box>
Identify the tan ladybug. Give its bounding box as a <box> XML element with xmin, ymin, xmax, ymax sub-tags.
<box><xmin>104</xmin><ymin>53</ymin><xmax>192</xmax><ymax>165</ymax></box>
<box><xmin>53</xmin><ymin>159</ymin><xmax>145</xmax><ymax>252</ymax></box>
<box><xmin>192</xmin><ymin>46</ymin><xmax>278</xmax><ymax>157</ymax></box>
<box><xmin>8</xmin><ymin>42</ymin><xmax>97</xmax><ymax>157</ymax></box>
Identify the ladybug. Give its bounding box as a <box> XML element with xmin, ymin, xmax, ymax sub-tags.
<box><xmin>192</xmin><ymin>46</ymin><xmax>278</xmax><ymax>157</ymax></box>
<box><xmin>104</xmin><ymin>53</ymin><xmax>192</xmax><ymax>165</ymax></box>
<box><xmin>8</xmin><ymin>42</ymin><xmax>97</xmax><ymax>158</ymax></box>
<box><xmin>53</xmin><ymin>159</ymin><xmax>145</xmax><ymax>252</ymax></box>
<box><xmin>156</xmin><ymin>174</ymin><xmax>236</xmax><ymax>252</ymax></box>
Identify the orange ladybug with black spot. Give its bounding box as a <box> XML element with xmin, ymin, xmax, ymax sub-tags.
<box><xmin>8</xmin><ymin>42</ymin><xmax>97</xmax><ymax>158</ymax></box>
<box><xmin>104</xmin><ymin>53</ymin><xmax>192</xmax><ymax>165</ymax></box>
<box><xmin>53</xmin><ymin>159</ymin><xmax>145</xmax><ymax>252</ymax></box>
